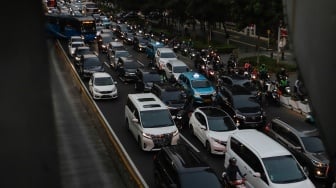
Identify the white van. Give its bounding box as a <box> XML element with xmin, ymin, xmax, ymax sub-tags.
<box><xmin>125</xmin><ymin>93</ymin><xmax>180</xmax><ymax>151</ymax></box>
<box><xmin>224</xmin><ymin>129</ymin><xmax>315</xmax><ymax>188</ymax></box>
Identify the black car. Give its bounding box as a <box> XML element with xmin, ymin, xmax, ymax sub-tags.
<box><xmin>134</xmin><ymin>68</ymin><xmax>162</xmax><ymax>92</ymax></box>
<box><xmin>151</xmin><ymin>82</ymin><xmax>187</xmax><ymax>116</ymax></box>
<box><xmin>116</xmin><ymin>57</ymin><xmax>142</xmax><ymax>82</ymax></box>
<box><xmin>216</xmin><ymin>84</ymin><xmax>266</xmax><ymax>129</ymax></box>
<box><xmin>73</xmin><ymin>46</ymin><xmax>95</xmax><ymax>68</ymax></box>
<box><xmin>97</xmin><ymin>33</ymin><xmax>115</xmax><ymax>53</ymax></box>
<box><xmin>79</xmin><ymin>54</ymin><xmax>105</xmax><ymax>78</ymax></box>
<box><xmin>133</xmin><ymin>35</ymin><xmax>149</xmax><ymax>52</ymax></box>
<box><xmin>264</xmin><ymin>118</ymin><xmax>330</xmax><ymax>180</ymax></box>
<box><xmin>153</xmin><ymin>144</ymin><xmax>223</xmax><ymax>188</ymax></box>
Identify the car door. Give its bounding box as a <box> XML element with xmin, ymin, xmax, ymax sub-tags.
<box><xmin>193</xmin><ymin>112</ymin><xmax>207</xmax><ymax>144</ymax></box>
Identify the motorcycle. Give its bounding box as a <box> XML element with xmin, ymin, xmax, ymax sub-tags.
<box><xmin>221</xmin><ymin>172</ymin><xmax>247</xmax><ymax>188</ymax></box>
<box><xmin>265</xmin><ymin>81</ymin><xmax>281</xmax><ymax>106</ymax></box>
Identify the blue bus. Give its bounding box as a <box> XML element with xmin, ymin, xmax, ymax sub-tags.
<box><xmin>45</xmin><ymin>14</ymin><xmax>96</xmax><ymax>42</ymax></box>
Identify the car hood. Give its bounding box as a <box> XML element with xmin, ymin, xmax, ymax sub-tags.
<box><xmin>86</xmin><ymin>65</ymin><xmax>104</xmax><ymax>71</ymax></box>
<box><xmin>94</xmin><ymin>84</ymin><xmax>116</xmax><ymax>91</ymax></box>
<box><xmin>270</xmin><ymin>179</ymin><xmax>314</xmax><ymax>188</ymax></box>
<box><xmin>143</xmin><ymin>125</ymin><xmax>178</xmax><ymax>135</ymax></box>
<box><xmin>194</xmin><ymin>87</ymin><xmax>215</xmax><ymax>95</ymax></box>
<box><xmin>160</xmin><ymin>58</ymin><xmax>178</xmax><ymax>64</ymax></box>
<box><xmin>165</xmin><ymin>100</ymin><xmax>185</xmax><ymax>109</ymax></box>
<box><xmin>208</xmin><ymin>129</ymin><xmax>237</xmax><ymax>142</ymax></box>
<box><xmin>306</xmin><ymin>151</ymin><xmax>330</xmax><ymax>164</ymax></box>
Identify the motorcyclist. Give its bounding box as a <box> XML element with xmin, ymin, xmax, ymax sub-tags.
<box><xmin>278</xmin><ymin>77</ymin><xmax>289</xmax><ymax>94</ymax></box>
<box><xmin>226</xmin><ymin>157</ymin><xmax>245</xmax><ymax>186</ymax></box>
<box><xmin>276</xmin><ymin>67</ymin><xmax>288</xmax><ymax>83</ymax></box>
<box><xmin>259</xmin><ymin>64</ymin><xmax>268</xmax><ymax>81</ymax></box>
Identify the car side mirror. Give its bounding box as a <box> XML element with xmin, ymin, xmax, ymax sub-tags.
<box><xmin>132</xmin><ymin>118</ymin><xmax>139</xmax><ymax>123</ymax></box>
<box><xmin>252</xmin><ymin>172</ymin><xmax>261</xmax><ymax>178</ymax></box>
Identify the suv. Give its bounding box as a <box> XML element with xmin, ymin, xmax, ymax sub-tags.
<box><xmin>216</xmin><ymin>84</ymin><xmax>266</xmax><ymax>129</ymax></box>
<box><xmin>116</xmin><ymin>57</ymin><xmax>142</xmax><ymax>82</ymax></box>
<box><xmin>151</xmin><ymin>82</ymin><xmax>187</xmax><ymax>116</ymax></box>
<box><xmin>154</xmin><ymin>47</ymin><xmax>178</xmax><ymax>71</ymax></box>
<box><xmin>177</xmin><ymin>72</ymin><xmax>216</xmax><ymax>105</ymax></box>
<box><xmin>189</xmin><ymin>106</ymin><xmax>238</xmax><ymax>155</ymax></box>
<box><xmin>145</xmin><ymin>41</ymin><xmax>165</xmax><ymax>59</ymax></box>
<box><xmin>79</xmin><ymin>54</ymin><xmax>104</xmax><ymax>78</ymax></box>
<box><xmin>134</xmin><ymin>68</ymin><xmax>162</xmax><ymax>93</ymax></box>
<box><xmin>153</xmin><ymin>144</ymin><xmax>223</xmax><ymax>188</ymax></box>
<box><xmin>163</xmin><ymin>59</ymin><xmax>190</xmax><ymax>82</ymax></box>
<box><xmin>224</xmin><ymin>129</ymin><xmax>315</xmax><ymax>188</ymax></box>
<box><xmin>107</xmin><ymin>41</ymin><xmax>125</xmax><ymax>60</ymax></box>
<box><xmin>264</xmin><ymin>118</ymin><xmax>330</xmax><ymax>180</ymax></box>
<box><xmin>125</xmin><ymin>93</ymin><xmax>180</xmax><ymax>151</ymax></box>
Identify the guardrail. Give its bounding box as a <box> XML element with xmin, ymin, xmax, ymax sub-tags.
<box><xmin>54</xmin><ymin>39</ymin><xmax>148</xmax><ymax>188</ymax></box>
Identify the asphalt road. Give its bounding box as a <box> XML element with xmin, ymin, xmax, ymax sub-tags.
<box><xmin>59</xmin><ymin>38</ymin><xmax>325</xmax><ymax>188</ymax></box>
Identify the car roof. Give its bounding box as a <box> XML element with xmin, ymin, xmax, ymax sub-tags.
<box><xmin>197</xmin><ymin>106</ymin><xmax>229</xmax><ymax>117</ymax></box>
<box><xmin>157</xmin><ymin>47</ymin><xmax>174</xmax><ymax>53</ymax></box>
<box><xmin>128</xmin><ymin>93</ymin><xmax>168</xmax><ymax>111</ymax></box>
<box><xmin>92</xmin><ymin>72</ymin><xmax>111</xmax><ymax>78</ymax></box>
<box><xmin>162</xmin><ymin>144</ymin><xmax>210</xmax><ymax>172</ymax></box>
<box><xmin>109</xmin><ymin>41</ymin><xmax>123</xmax><ymax>46</ymax></box>
<box><xmin>271</xmin><ymin>118</ymin><xmax>320</xmax><ymax>137</ymax></box>
<box><xmin>82</xmin><ymin>54</ymin><xmax>98</xmax><ymax>58</ymax></box>
<box><xmin>167</xmin><ymin>59</ymin><xmax>187</xmax><ymax>66</ymax></box>
<box><xmin>182</xmin><ymin>72</ymin><xmax>207</xmax><ymax>81</ymax></box>
<box><xmin>231</xmin><ymin>129</ymin><xmax>291</xmax><ymax>158</ymax></box>
<box><xmin>153</xmin><ymin>83</ymin><xmax>181</xmax><ymax>91</ymax></box>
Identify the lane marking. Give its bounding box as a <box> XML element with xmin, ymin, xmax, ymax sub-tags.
<box><xmin>180</xmin><ymin>134</ymin><xmax>200</xmax><ymax>153</ymax></box>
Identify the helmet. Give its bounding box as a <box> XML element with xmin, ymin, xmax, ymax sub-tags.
<box><xmin>229</xmin><ymin>157</ymin><xmax>237</xmax><ymax>165</ymax></box>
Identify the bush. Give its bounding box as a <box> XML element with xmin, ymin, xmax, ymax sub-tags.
<box><xmin>239</xmin><ymin>55</ymin><xmax>297</xmax><ymax>73</ymax></box>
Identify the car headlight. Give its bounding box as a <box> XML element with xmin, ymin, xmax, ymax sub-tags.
<box><xmin>235</xmin><ymin>111</ymin><xmax>246</xmax><ymax>120</ymax></box>
<box><xmin>311</xmin><ymin>159</ymin><xmax>324</xmax><ymax>167</ymax></box>
<box><xmin>142</xmin><ymin>132</ymin><xmax>152</xmax><ymax>139</ymax></box>
<box><xmin>194</xmin><ymin>92</ymin><xmax>201</xmax><ymax>98</ymax></box>
<box><xmin>102</xmin><ymin>45</ymin><xmax>106</xmax><ymax>48</ymax></box>
<box><xmin>211</xmin><ymin>137</ymin><xmax>225</xmax><ymax>145</ymax></box>
<box><xmin>94</xmin><ymin>88</ymin><xmax>100</xmax><ymax>92</ymax></box>
<box><xmin>173</xmin><ymin>129</ymin><xmax>179</xmax><ymax>136</ymax></box>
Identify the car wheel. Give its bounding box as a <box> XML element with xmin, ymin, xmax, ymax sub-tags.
<box><xmin>206</xmin><ymin>141</ymin><xmax>211</xmax><ymax>154</ymax></box>
<box><xmin>138</xmin><ymin>136</ymin><xmax>143</xmax><ymax>151</ymax></box>
<box><xmin>125</xmin><ymin>119</ymin><xmax>130</xmax><ymax>131</ymax></box>
<box><xmin>190</xmin><ymin>125</ymin><xmax>195</xmax><ymax>136</ymax></box>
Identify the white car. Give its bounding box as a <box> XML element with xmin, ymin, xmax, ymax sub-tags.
<box><xmin>189</xmin><ymin>106</ymin><xmax>238</xmax><ymax>155</ymax></box>
<box><xmin>163</xmin><ymin>59</ymin><xmax>190</xmax><ymax>81</ymax></box>
<box><xmin>68</xmin><ymin>41</ymin><xmax>85</xmax><ymax>57</ymax></box>
<box><xmin>154</xmin><ymin>47</ymin><xmax>178</xmax><ymax>70</ymax></box>
<box><xmin>88</xmin><ymin>72</ymin><xmax>118</xmax><ymax>100</ymax></box>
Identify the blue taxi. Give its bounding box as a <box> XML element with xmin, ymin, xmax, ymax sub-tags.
<box><xmin>145</xmin><ymin>40</ymin><xmax>165</xmax><ymax>59</ymax></box>
<box><xmin>177</xmin><ymin>72</ymin><xmax>216</xmax><ymax>104</ymax></box>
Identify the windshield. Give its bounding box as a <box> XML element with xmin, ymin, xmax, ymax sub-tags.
<box><xmin>115</xmin><ymin>51</ymin><xmax>130</xmax><ymax>58</ymax></box>
<box><xmin>180</xmin><ymin>169</ymin><xmax>222</xmax><ymax>188</ymax></box>
<box><xmin>76</xmin><ymin>48</ymin><xmax>91</xmax><ymax>55</ymax></box>
<box><xmin>124</xmin><ymin>61</ymin><xmax>139</xmax><ymax>69</ymax></box>
<box><xmin>301</xmin><ymin>136</ymin><xmax>326</xmax><ymax>153</ymax></box>
<box><xmin>207</xmin><ymin>116</ymin><xmax>236</xmax><ymax>131</ymax></box>
<box><xmin>263</xmin><ymin>155</ymin><xmax>306</xmax><ymax>183</ymax></box>
<box><xmin>160</xmin><ymin>52</ymin><xmax>177</xmax><ymax>58</ymax></box>
<box><xmin>140</xmin><ymin>110</ymin><xmax>174</xmax><ymax>128</ymax></box>
<box><xmin>191</xmin><ymin>80</ymin><xmax>211</xmax><ymax>88</ymax></box>
<box><xmin>72</xmin><ymin>43</ymin><xmax>84</xmax><ymax>48</ymax></box>
<box><xmin>84</xmin><ymin>57</ymin><xmax>102</xmax><ymax>67</ymax></box>
<box><xmin>143</xmin><ymin>74</ymin><xmax>161</xmax><ymax>82</ymax></box>
<box><xmin>173</xmin><ymin>66</ymin><xmax>189</xmax><ymax>73</ymax></box>
<box><xmin>94</xmin><ymin>77</ymin><xmax>113</xmax><ymax>86</ymax></box>
<box><xmin>161</xmin><ymin>91</ymin><xmax>183</xmax><ymax>103</ymax></box>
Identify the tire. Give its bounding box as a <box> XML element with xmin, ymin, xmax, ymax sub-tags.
<box><xmin>206</xmin><ymin>141</ymin><xmax>212</xmax><ymax>154</ymax></box>
<box><xmin>138</xmin><ymin>136</ymin><xmax>143</xmax><ymax>151</ymax></box>
<box><xmin>125</xmin><ymin>119</ymin><xmax>130</xmax><ymax>131</ymax></box>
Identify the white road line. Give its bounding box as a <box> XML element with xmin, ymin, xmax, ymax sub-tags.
<box><xmin>180</xmin><ymin>134</ymin><xmax>200</xmax><ymax>153</ymax></box>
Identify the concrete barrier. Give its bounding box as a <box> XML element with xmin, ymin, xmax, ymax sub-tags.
<box><xmin>54</xmin><ymin>40</ymin><xmax>149</xmax><ymax>188</ymax></box>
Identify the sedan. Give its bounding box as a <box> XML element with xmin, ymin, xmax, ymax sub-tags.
<box><xmin>189</xmin><ymin>106</ymin><xmax>238</xmax><ymax>155</ymax></box>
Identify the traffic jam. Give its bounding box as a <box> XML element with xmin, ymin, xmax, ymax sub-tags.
<box><xmin>45</xmin><ymin>0</ymin><xmax>334</xmax><ymax>187</ymax></box>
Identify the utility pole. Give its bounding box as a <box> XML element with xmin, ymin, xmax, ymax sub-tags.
<box><xmin>277</xmin><ymin>20</ymin><xmax>283</xmax><ymax>64</ymax></box>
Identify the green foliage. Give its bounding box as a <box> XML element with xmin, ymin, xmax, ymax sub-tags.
<box><xmin>239</xmin><ymin>55</ymin><xmax>297</xmax><ymax>73</ymax></box>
